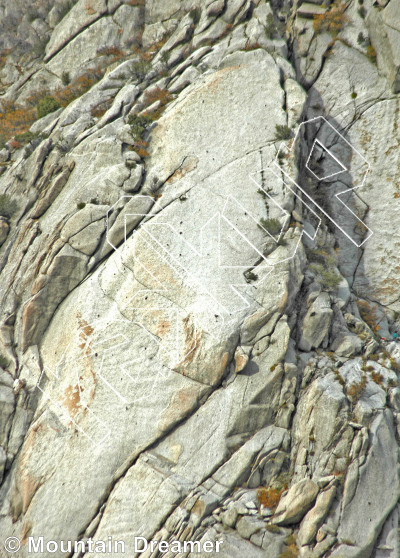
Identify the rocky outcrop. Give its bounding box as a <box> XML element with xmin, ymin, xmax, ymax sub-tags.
<box><xmin>0</xmin><ymin>0</ymin><xmax>399</xmax><ymax>557</ymax></box>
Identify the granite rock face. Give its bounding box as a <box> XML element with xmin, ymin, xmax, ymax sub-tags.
<box><xmin>0</xmin><ymin>1</ymin><xmax>399</xmax><ymax>557</ymax></box>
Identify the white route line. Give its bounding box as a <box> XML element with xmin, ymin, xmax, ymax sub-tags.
<box><xmin>36</xmin><ymin>319</ymin><xmax>172</xmax><ymax>444</ymax></box>
<box><xmin>38</xmin><ymin>115</ymin><xmax>374</xmax><ymax>447</ymax></box>
<box><xmin>306</xmin><ymin>138</ymin><xmax>348</xmax><ymax>181</ymax></box>
<box><xmin>276</xmin><ymin>115</ymin><xmax>372</xmax><ymax>247</ymax></box>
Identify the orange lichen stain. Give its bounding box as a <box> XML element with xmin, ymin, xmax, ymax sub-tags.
<box><xmin>76</xmin><ymin>313</ymin><xmax>94</xmax><ymax>351</ymax></box>
<box><xmin>167</xmin><ymin>156</ymin><xmax>198</xmax><ymax>184</ymax></box>
<box><xmin>156</xmin><ymin>320</ymin><xmax>171</xmax><ymax>337</ymax></box>
<box><xmin>206</xmin><ymin>64</ymin><xmax>242</xmax><ymax>94</ymax></box>
<box><xmin>61</xmin><ymin>384</ymin><xmax>81</xmax><ymax>417</ymax></box>
<box><xmin>159</xmin><ymin>385</ymin><xmax>205</xmax><ymax>432</ymax></box>
<box><xmin>20</xmin><ymin>522</ymin><xmax>32</xmax><ymax>545</ymax></box>
<box><xmin>84</xmin><ymin>0</ymin><xmax>96</xmax><ymax>15</ymax></box>
<box><xmin>178</xmin><ymin>315</ymin><xmax>201</xmax><ymax>367</ymax></box>
<box><xmin>15</xmin><ymin>425</ymin><xmax>45</xmax><ymax>516</ymax></box>
<box><xmin>219</xmin><ymin>352</ymin><xmax>230</xmax><ymax>376</ymax></box>
<box><xmin>74</xmin><ymin>314</ymin><xmax>97</xmax><ymax>407</ymax></box>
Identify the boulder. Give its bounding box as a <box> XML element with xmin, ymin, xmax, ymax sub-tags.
<box><xmin>273</xmin><ymin>479</ymin><xmax>319</xmax><ymax>525</ymax></box>
<box><xmin>299</xmin><ymin>293</ymin><xmax>332</xmax><ymax>351</ymax></box>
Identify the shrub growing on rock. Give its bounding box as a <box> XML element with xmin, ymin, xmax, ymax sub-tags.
<box><xmin>14</xmin><ymin>131</ymin><xmax>40</xmax><ymax>145</ymax></box>
<box><xmin>244</xmin><ymin>270</ymin><xmax>258</xmax><ymax>282</ymax></box>
<box><xmin>307</xmin><ymin>247</ymin><xmax>337</xmax><ymax>268</ymax></box>
<box><xmin>0</xmin><ymin>353</ymin><xmax>9</xmax><ymax>369</ymax></box>
<box><xmin>189</xmin><ymin>8</ymin><xmax>201</xmax><ymax>25</ymax></box>
<box><xmin>356</xmin><ymin>300</ymin><xmax>380</xmax><ymax>333</ymax></box>
<box><xmin>257</xmin><ymin>487</ymin><xmax>283</xmax><ymax>509</ymax></box>
<box><xmin>279</xmin><ymin>534</ymin><xmax>299</xmax><ymax>558</ymax></box>
<box><xmin>313</xmin><ymin>1</ymin><xmax>348</xmax><ymax>38</ymax></box>
<box><xmin>128</xmin><ymin>114</ymin><xmax>153</xmax><ymax>141</ymax></box>
<box><xmin>61</xmin><ymin>71</ymin><xmax>70</xmax><ymax>86</ymax></box>
<box><xmin>346</xmin><ymin>373</ymin><xmax>367</xmax><ymax>402</ymax></box>
<box><xmin>275</xmin><ymin>124</ymin><xmax>292</xmax><ymax>140</ymax></box>
<box><xmin>366</xmin><ymin>44</ymin><xmax>377</xmax><ymax>64</ymax></box>
<box><xmin>259</xmin><ymin>217</ymin><xmax>282</xmax><ymax>236</ymax></box>
<box><xmin>310</xmin><ymin>263</ymin><xmax>341</xmax><ymax>292</ymax></box>
<box><xmin>36</xmin><ymin>96</ymin><xmax>61</xmax><ymax>119</ymax></box>
<box><xmin>265</xmin><ymin>13</ymin><xmax>285</xmax><ymax>39</ymax></box>
<box><xmin>0</xmin><ymin>194</ymin><xmax>17</xmax><ymax>219</ymax></box>
<box><xmin>131</xmin><ymin>59</ymin><xmax>151</xmax><ymax>82</ymax></box>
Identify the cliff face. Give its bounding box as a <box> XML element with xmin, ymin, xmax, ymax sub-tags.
<box><xmin>0</xmin><ymin>0</ymin><xmax>399</xmax><ymax>556</ymax></box>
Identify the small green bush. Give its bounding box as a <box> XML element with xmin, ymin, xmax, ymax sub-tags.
<box><xmin>36</xmin><ymin>96</ymin><xmax>61</xmax><ymax>119</ymax></box>
<box><xmin>275</xmin><ymin>124</ymin><xmax>291</xmax><ymax>140</ymax></box>
<box><xmin>357</xmin><ymin>32</ymin><xmax>366</xmax><ymax>46</ymax></box>
<box><xmin>14</xmin><ymin>131</ymin><xmax>40</xmax><ymax>145</ymax></box>
<box><xmin>307</xmin><ymin>247</ymin><xmax>337</xmax><ymax>268</ymax></box>
<box><xmin>131</xmin><ymin>60</ymin><xmax>151</xmax><ymax>82</ymax></box>
<box><xmin>259</xmin><ymin>217</ymin><xmax>282</xmax><ymax>236</ymax></box>
<box><xmin>160</xmin><ymin>51</ymin><xmax>170</xmax><ymax>65</ymax></box>
<box><xmin>190</xmin><ymin>8</ymin><xmax>201</xmax><ymax>24</ymax></box>
<box><xmin>0</xmin><ymin>353</ymin><xmax>9</xmax><ymax>367</ymax></box>
<box><xmin>265</xmin><ymin>13</ymin><xmax>285</xmax><ymax>39</ymax></box>
<box><xmin>265</xmin><ymin>13</ymin><xmax>279</xmax><ymax>39</ymax></box>
<box><xmin>310</xmin><ymin>263</ymin><xmax>341</xmax><ymax>292</ymax></box>
<box><xmin>358</xmin><ymin>6</ymin><xmax>366</xmax><ymax>18</ymax></box>
<box><xmin>244</xmin><ymin>270</ymin><xmax>258</xmax><ymax>282</ymax></box>
<box><xmin>366</xmin><ymin>44</ymin><xmax>377</xmax><ymax>64</ymax></box>
<box><xmin>62</xmin><ymin>71</ymin><xmax>71</xmax><ymax>86</ymax></box>
<box><xmin>77</xmin><ymin>202</ymin><xmax>86</xmax><ymax>210</ymax></box>
<box><xmin>0</xmin><ymin>194</ymin><xmax>18</xmax><ymax>219</ymax></box>
<box><xmin>0</xmin><ymin>353</ymin><xmax>9</xmax><ymax>369</ymax></box>
<box><xmin>128</xmin><ymin>113</ymin><xmax>153</xmax><ymax>140</ymax></box>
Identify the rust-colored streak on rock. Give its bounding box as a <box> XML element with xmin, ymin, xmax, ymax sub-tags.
<box><xmin>60</xmin><ymin>384</ymin><xmax>81</xmax><ymax>418</ymax></box>
<box><xmin>159</xmin><ymin>384</ymin><xmax>205</xmax><ymax>433</ymax></box>
<box><xmin>156</xmin><ymin>319</ymin><xmax>171</xmax><ymax>337</ymax></box>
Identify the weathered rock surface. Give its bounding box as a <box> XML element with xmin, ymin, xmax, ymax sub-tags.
<box><xmin>0</xmin><ymin>0</ymin><xmax>399</xmax><ymax>557</ymax></box>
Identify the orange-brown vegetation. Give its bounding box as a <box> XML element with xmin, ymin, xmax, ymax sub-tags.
<box><xmin>97</xmin><ymin>46</ymin><xmax>124</xmax><ymax>58</ymax></box>
<box><xmin>54</xmin><ymin>68</ymin><xmax>103</xmax><ymax>107</ymax></box>
<box><xmin>142</xmin><ymin>87</ymin><xmax>173</xmax><ymax>119</ymax></box>
<box><xmin>91</xmin><ymin>98</ymin><xmax>113</xmax><ymax>118</ymax></box>
<box><xmin>257</xmin><ymin>486</ymin><xmax>285</xmax><ymax>509</ymax></box>
<box><xmin>366</xmin><ymin>44</ymin><xmax>377</xmax><ymax>64</ymax></box>
<box><xmin>0</xmin><ymin>48</ymin><xmax>11</xmax><ymax>70</ymax></box>
<box><xmin>357</xmin><ymin>300</ymin><xmax>380</xmax><ymax>333</ymax></box>
<box><xmin>134</xmin><ymin>139</ymin><xmax>150</xmax><ymax>158</ymax></box>
<box><xmin>346</xmin><ymin>373</ymin><xmax>367</xmax><ymax>402</ymax></box>
<box><xmin>280</xmin><ymin>534</ymin><xmax>299</xmax><ymax>558</ymax></box>
<box><xmin>313</xmin><ymin>2</ymin><xmax>347</xmax><ymax>37</ymax></box>
<box><xmin>0</xmin><ymin>100</ymin><xmax>37</xmax><ymax>148</ymax></box>
<box><xmin>371</xmin><ymin>369</ymin><xmax>384</xmax><ymax>387</ymax></box>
